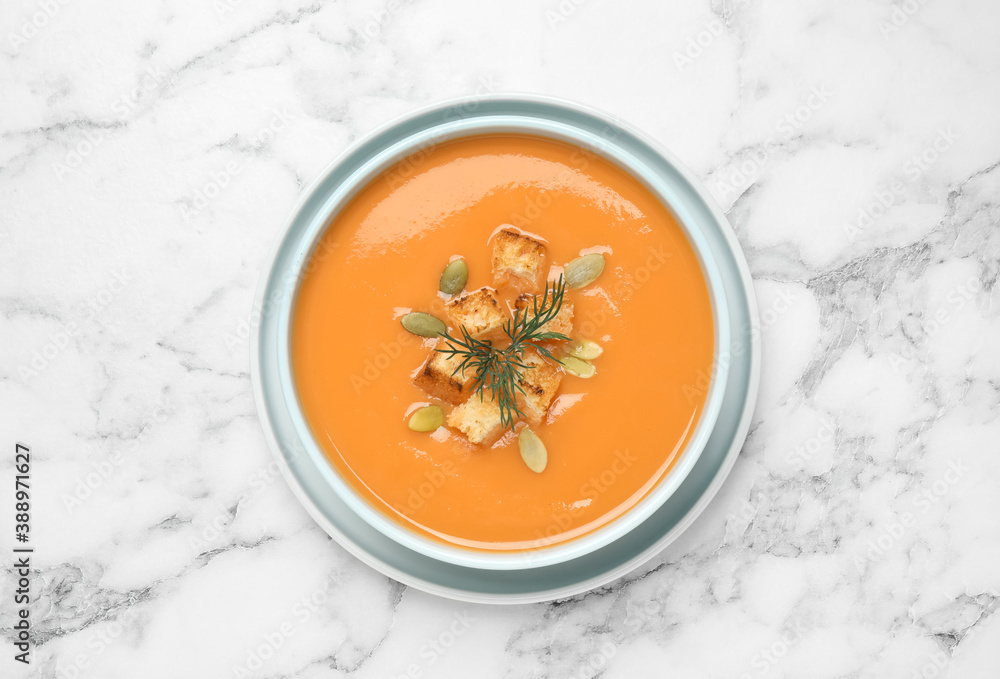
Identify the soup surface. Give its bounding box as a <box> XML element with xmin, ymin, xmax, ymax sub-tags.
<box><xmin>292</xmin><ymin>134</ymin><xmax>714</xmax><ymax>551</ymax></box>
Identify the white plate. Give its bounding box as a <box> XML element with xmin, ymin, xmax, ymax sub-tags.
<box><xmin>250</xmin><ymin>95</ymin><xmax>759</xmax><ymax>603</ymax></box>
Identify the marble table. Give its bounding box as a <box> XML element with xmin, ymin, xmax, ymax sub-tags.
<box><xmin>3</xmin><ymin>0</ymin><xmax>998</xmax><ymax>677</ymax></box>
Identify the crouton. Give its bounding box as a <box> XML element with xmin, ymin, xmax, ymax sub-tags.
<box><xmin>492</xmin><ymin>228</ymin><xmax>546</xmax><ymax>291</ymax></box>
<box><xmin>514</xmin><ymin>293</ymin><xmax>574</xmax><ymax>338</ymax></box>
<box><xmin>412</xmin><ymin>341</ymin><xmax>476</xmax><ymax>405</ymax></box>
<box><xmin>516</xmin><ymin>350</ymin><xmax>563</xmax><ymax>424</ymax></box>
<box><xmin>447</xmin><ymin>393</ymin><xmax>503</xmax><ymax>445</ymax></box>
<box><xmin>446</xmin><ymin>287</ymin><xmax>508</xmax><ymax>340</ymax></box>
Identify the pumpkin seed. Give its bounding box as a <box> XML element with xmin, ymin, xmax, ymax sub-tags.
<box><xmin>564</xmin><ymin>253</ymin><xmax>606</xmax><ymax>288</ymax></box>
<box><xmin>568</xmin><ymin>339</ymin><xmax>603</xmax><ymax>360</ymax></box>
<box><xmin>559</xmin><ymin>356</ymin><xmax>596</xmax><ymax>378</ymax></box>
<box><xmin>439</xmin><ymin>259</ymin><xmax>468</xmax><ymax>295</ymax></box>
<box><xmin>401</xmin><ymin>312</ymin><xmax>446</xmax><ymax>337</ymax></box>
<box><xmin>518</xmin><ymin>427</ymin><xmax>547</xmax><ymax>473</ymax></box>
<box><xmin>408</xmin><ymin>405</ymin><xmax>444</xmax><ymax>432</ymax></box>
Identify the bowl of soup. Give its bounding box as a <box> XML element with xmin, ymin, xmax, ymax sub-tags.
<box><xmin>271</xmin><ymin>97</ymin><xmax>730</xmax><ymax>570</ymax></box>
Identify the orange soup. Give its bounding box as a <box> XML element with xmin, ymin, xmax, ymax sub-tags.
<box><xmin>292</xmin><ymin>134</ymin><xmax>714</xmax><ymax>551</ymax></box>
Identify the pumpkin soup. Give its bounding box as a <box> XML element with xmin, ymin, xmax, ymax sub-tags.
<box><xmin>291</xmin><ymin>134</ymin><xmax>714</xmax><ymax>551</ymax></box>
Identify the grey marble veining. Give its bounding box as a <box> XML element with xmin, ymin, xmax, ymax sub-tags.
<box><xmin>2</xmin><ymin>0</ymin><xmax>999</xmax><ymax>677</ymax></box>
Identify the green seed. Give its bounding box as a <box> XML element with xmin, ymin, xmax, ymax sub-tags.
<box><xmin>564</xmin><ymin>253</ymin><xmax>606</xmax><ymax>289</ymax></box>
<box><xmin>439</xmin><ymin>259</ymin><xmax>468</xmax><ymax>295</ymax></box>
<box><xmin>568</xmin><ymin>339</ymin><xmax>603</xmax><ymax>360</ymax></box>
<box><xmin>518</xmin><ymin>427</ymin><xmax>548</xmax><ymax>473</ymax></box>
<box><xmin>560</xmin><ymin>356</ymin><xmax>596</xmax><ymax>378</ymax></box>
<box><xmin>408</xmin><ymin>405</ymin><xmax>444</xmax><ymax>432</ymax></box>
<box><xmin>401</xmin><ymin>312</ymin><xmax>446</xmax><ymax>337</ymax></box>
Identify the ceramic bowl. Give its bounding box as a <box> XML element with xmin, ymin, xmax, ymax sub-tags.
<box><xmin>262</xmin><ymin>96</ymin><xmax>732</xmax><ymax>570</ymax></box>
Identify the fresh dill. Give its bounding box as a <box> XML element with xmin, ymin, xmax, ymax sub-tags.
<box><xmin>437</xmin><ymin>276</ymin><xmax>570</xmax><ymax>430</ymax></box>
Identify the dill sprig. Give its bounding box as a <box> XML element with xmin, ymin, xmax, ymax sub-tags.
<box><xmin>437</xmin><ymin>276</ymin><xmax>570</xmax><ymax>431</ymax></box>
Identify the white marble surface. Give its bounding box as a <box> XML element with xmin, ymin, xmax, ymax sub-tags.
<box><xmin>2</xmin><ymin>0</ymin><xmax>999</xmax><ymax>676</ymax></box>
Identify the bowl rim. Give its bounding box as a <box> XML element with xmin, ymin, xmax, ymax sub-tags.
<box><xmin>266</xmin><ymin>94</ymin><xmax>732</xmax><ymax>570</ymax></box>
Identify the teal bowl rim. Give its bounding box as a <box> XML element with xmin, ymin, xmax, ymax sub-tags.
<box><xmin>263</xmin><ymin>95</ymin><xmax>733</xmax><ymax>571</ymax></box>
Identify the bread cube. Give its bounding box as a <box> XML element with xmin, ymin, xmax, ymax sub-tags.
<box><xmin>492</xmin><ymin>228</ymin><xmax>546</xmax><ymax>291</ymax></box>
<box><xmin>412</xmin><ymin>341</ymin><xmax>476</xmax><ymax>405</ymax></box>
<box><xmin>516</xmin><ymin>350</ymin><xmax>563</xmax><ymax>424</ymax></box>
<box><xmin>446</xmin><ymin>287</ymin><xmax>508</xmax><ymax>340</ymax></box>
<box><xmin>447</xmin><ymin>392</ymin><xmax>503</xmax><ymax>445</ymax></box>
<box><xmin>514</xmin><ymin>293</ymin><xmax>574</xmax><ymax>338</ymax></box>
